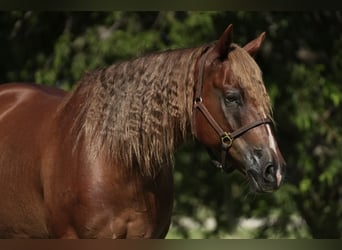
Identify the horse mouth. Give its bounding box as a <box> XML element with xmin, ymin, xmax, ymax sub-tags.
<box><xmin>247</xmin><ymin>171</ymin><xmax>262</xmax><ymax>192</ymax></box>
<box><xmin>247</xmin><ymin>170</ymin><xmax>275</xmax><ymax>193</ymax></box>
<box><xmin>210</xmin><ymin>157</ymin><xmax>281</xmax><ymax>193</ymax></box>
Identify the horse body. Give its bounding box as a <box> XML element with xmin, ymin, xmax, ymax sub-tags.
<box><xmin>0</xmin><ymin>83</ymin><xmax>61</xmax><ymax>237</ymax></box>
<box><xmin>0</xmin><ymin>46</ymin><xmax>196</xmax><ymax>239</ymax></box>
<box><xmin>0</xmin><ymin>83</ymin><xmax>174</xmax><ymax>238</ymax></box>
<box><xmin>0</xmin><ymin>25</ymin><xmax>285</xmax><ymax>238</ymax></box>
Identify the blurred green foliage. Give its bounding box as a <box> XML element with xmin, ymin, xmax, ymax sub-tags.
<box><xmin>0</xmin><ymin>11</ymin><xmax>341</xmax><ymax>238</ymax></box>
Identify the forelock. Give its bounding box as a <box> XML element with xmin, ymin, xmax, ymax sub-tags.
<box><xmin>227</xmin><ymin>44</ymin><xmax>272</xmax><ymax>117</ymax></box>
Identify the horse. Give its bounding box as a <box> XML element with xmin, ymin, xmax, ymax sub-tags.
<box><xmin>0</xmin><ymin>24</ymin><xmax>285</xmax><ymax>238</ymax></box>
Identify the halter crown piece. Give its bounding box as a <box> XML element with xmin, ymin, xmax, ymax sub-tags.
<box><xmin>193</xmin><ymin>47</ymin><xmax>272</xmax><ymax>173</ymax></box>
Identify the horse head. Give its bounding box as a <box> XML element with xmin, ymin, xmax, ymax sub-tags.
<box><xmin>193</xmin><ymin>24</ymin><xmax>286</xmax><ymax>193</ymax></box>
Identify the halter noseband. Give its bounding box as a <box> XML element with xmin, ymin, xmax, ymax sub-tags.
<box><xmin>193</xmin><ymin>47</ymin><xmax>272</xmax><ymax>173</ymax></box>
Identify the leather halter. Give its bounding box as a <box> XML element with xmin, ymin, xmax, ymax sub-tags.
<box><xmin>193</xmin><ymin>47</ymin><xmax>272</xmax><ymax>173</ymax></box>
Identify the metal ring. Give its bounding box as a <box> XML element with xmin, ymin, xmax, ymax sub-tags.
<box><xmin>194</xmin><ymin>97</ymin><xmax>202</xmax><ymax>104</ymax></box>
<box><xmin>221</xmin><ymin>132</ymin><xmax>233</xmax><ymax>148</ymax></box>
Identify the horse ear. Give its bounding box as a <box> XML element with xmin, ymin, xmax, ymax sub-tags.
<box><xmin>243</xmin><ymin>32</ymin><xmax>266</xmax><ymax>57</ymax></box>
<box><xmin>214</xmin><ymin>24</ymin><xmax>233</xmax><ymax>58</ymax></box>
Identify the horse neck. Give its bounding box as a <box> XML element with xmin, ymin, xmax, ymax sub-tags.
<box><xmin>70</xmin><ymin>47</ymin><xmax>204</xmax><ymax>177</ymax></box>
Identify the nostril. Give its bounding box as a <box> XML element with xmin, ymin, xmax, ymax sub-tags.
<box><xmin>263</xmin><ymin>164</ymin><xmax>276</xmax><ymax>183</ymax></box>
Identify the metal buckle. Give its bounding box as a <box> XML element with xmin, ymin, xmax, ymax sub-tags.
<box><xmin>194</xmin><ymin>97</ymin><xmax>202</xmax><ymax>104</ymax></box>
<box><xmin>221</xmin><ymin>132</ymin><xmax>233</xmax><ymax>148</ymax></box>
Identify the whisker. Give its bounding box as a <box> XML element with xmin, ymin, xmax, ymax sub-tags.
<box><xmin>242</xmin><ymin>177</ymin><xmax>253</xmax><ymax>201</ymax></box>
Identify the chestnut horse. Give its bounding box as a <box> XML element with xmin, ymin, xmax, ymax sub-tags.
<box><xmin>0</xmin><ymin>24</ymin><xmax>285</xmax><ymax>238</ymax></box>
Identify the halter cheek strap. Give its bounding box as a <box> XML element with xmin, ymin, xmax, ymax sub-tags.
<box><xmin>193</xmin><ymin>47</ymin><xmax>272</xmax><ymax>173</ymax></box>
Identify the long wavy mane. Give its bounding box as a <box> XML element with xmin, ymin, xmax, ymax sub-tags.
<box><xmin>61</xmin><ymin>46</ymin><xmax>205</xmax><ymax>176</ymax></box>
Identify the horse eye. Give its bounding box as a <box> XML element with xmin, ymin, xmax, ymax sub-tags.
<box><xmin>224</xmin><ymin>91</ymin><xmax>241</xmax><ymax>105</ymax></box>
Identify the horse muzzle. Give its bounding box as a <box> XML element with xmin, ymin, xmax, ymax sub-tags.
<box><xmin>245</xmin><ymin>147</ymin><xmax>285</xmax><ymax>193</ymax></box>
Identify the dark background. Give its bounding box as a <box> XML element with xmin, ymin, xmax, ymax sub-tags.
<box><xmin>0</xmin><ymin>11</ymin><xmax>341</xmax><ymax>238</ymax></box>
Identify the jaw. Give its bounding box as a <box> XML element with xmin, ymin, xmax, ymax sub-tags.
<box><xmin>210</xmin><ymin>159</ymin><xmax>236</xmax><ymax>173</ymax></box>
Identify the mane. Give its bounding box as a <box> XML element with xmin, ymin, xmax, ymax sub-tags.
<box><xmin>228</xmin><ymin>45</ymin><xmax>273</xmax><ymax>119</ymax></box>
<box><xmin>62</xmin><ymin>46</ymin><xmax>205</xmax><ymax>177</ymax></box>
